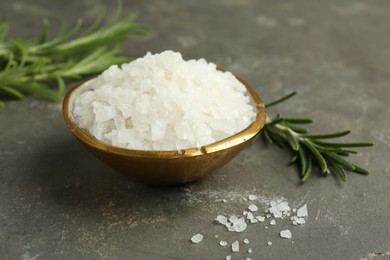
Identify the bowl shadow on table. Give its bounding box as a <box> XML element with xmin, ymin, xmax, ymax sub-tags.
<box><xmin>33</xmin><ymin>136</ymin><xmax>210</xmax><ymax>216</ymax></box>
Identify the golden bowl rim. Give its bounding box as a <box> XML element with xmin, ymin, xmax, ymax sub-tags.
<box><xmin>62</xmin><ymin>75</ymin><xmax>266</xmax><ymax>159</ymax></box>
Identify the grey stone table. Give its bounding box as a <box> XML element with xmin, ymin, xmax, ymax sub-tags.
<box><xmin>1</xmin><ymin>0</ymin><xmax>389</xmax><ymax>259</ymax></box>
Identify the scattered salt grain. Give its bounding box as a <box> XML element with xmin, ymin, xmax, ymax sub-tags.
<box><xmin>248</xmin><ymin>248</ymin><xmax>253</xmax><ymax>253</ymax></box>
<box><xmin>270</xmin><ymin>220</ymin><xmax>276</xmax><ymax>226</ymax></box>
<box><xmin>220</xmin><ymin>241</ymin><xmax>228</xmax><ymax>247</ymax></box>
<box><xmin>243</xmin><ymin>238</ymin><xmax>250</xmax><ymax>244</ymax></box>
<box><xmin>72</xmin><ymin>50</ymin><xmax>256</xmax><ymax>150</ymax></box>
<box><xmin>297</xmin><ymin>204</ymin><xmax>308</xmax><ymax>218</ymax></box>
<box><xmin>248</xmin><ymin>195</ymin><xmax>257</xmax><ymax>201</ymax></box>
<box><xmin>267</xmin><ymin>241</ymin><xmax>273</xmax><ymax>246</ymax></box>
<box><xmin>215</xmin><ymin>215</ymin><xmax>228</xmax><ymax>226</ymax></box>
<box><xmin>232</xmin><ymin>241</ymin><xmax>239</xmax><ymax>252</ymax></box>
<box><xmin>268</xmin><ymin>200</ymin><xmax>291</xmax><ymax>219</ymax></box>
<box><xmin>246</xmin><ymin>212</ymin><xmax>254</xmax><ymax>220</ymax></box>
<box><xmin>248</xmin><ymin>204</ymin><xmax>258</xmax><ymax>212</ymax></box>
<box><xmin>256</xmin><ymin>216</ymin><xmax>265</xmax><ymax>222</ymax></box>
<box><xmin>191</xmin><ymin>233</ymin><xmax>204</xmax><ymax>243</ymax></box>
<box><xmin>226</xmin><ymin>256</ymin><xmax>231</xmax><ymax>260</ymax></box>
<box><xmin>280</xmin><ymin>230</ymin><xmax>292</xmax><ymax>239</ymax></box>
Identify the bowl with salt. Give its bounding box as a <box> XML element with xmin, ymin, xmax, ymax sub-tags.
<box><xmin>63</xmin><ymin>51</ymin><xmax>266</xmax><ymax>185</ymax></box>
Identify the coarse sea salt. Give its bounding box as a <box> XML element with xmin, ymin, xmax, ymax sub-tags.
<box><xmin>191</xmin><ymin>233</ymin><xmax>204</xmax><ymax>243</ymax></box>
<box><xmin>72</xmin><ymin>50</ymin><xmax>256</xmax><ymax>150</ymax></box>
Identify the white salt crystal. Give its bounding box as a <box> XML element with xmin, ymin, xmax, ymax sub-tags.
<box><xmin>267</xmin><ymin>241</ymin><xmax>273</xmax><ymax>246</ymax></box>
<box><xmin>270</xmin><ymin>220</ymin><xmax>276</xmax><ymax>225</ymax></box>
<box><xmin>297</xmin><ymin>204</ymin><xmax>308</xmax><ymax>218</ymax></box>
<box><xmin>256</xmin><ymin>216</ymin><xmax>265</xmax><ymax>222</ymax></box>
<box><xmin>220</xmin><ymin>241</ymin><xmax>228</xmax><ymax>247</ymax></box>
<box><xmin>243</xmin><ymin>239</ymin><xmax>250</xmax><ymax>244</ymax></box>
<box><xmin>280</xmin><ymin>230</ymin><xmax>292</xmax><ymax>239</ymax></box>
<box><xmin>250</xmin><ymin>218</ymin><xmax>259</xmax><ymax>224</ymax></box>
<box><xmin>229</xmin><ymin>215</ymin><xmax>239</xmax><ymax>223</ymax></box>
<box><xmin>232</xmin><ymin>240</ymin><xmax>239</xmax><ymax>252</ymax></box>
<box><xmin>73</xmin><ymin>50</ymin><xmax>256</xmax><ymax>150</ymax></box>
<box><xmin>226</xmin><ymin>256</ymin><xmax>231</xmax><ymax>260</ymax></box>
<box><xmin>296</xmin><ymin>217</ymin><xmax>306</xmax><ymax>225</ymax></box>
<box><xmin>232</xmin><ymin>217</ymin><xmax>247</xmax><ymax>232</ymax></box>
<box><xmin>248</xmin><ymin>248</ymin><xmax>252</xmax><ymax>253</ymax></box>
<box><xmin>246</xmin><ymin>212</ymin><xmax>254</xmax><ymax>220</ymax></box>
<box><xmin>248</xmin><ymin>195</ymin><xmax>257</xmax><ymax>201</ymax></box>
<box><xmin>248</xmin><ymin>204</ymin><xmax>258</xmax><ymax>212</ymax></box>
<box><xmin>93</xmin><ymin>103</ymin><xmax>116</xmax><ymax>123</ymax></box>
<box><xmin>191</xmin><ymin>233</ymin><xmax>203</xmax><ymax>243</ymax></box>
<box><xmin>215</xmin><ymin>215</ymin><xmax>228</xmax><ymax>226</ymax></box>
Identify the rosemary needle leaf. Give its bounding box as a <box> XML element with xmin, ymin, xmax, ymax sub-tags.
<box><xmin>265</xmin><ymin>91</ymin><xmax>297</xmax><ymax>107</ymax></box>
<box><xmin>302</xmin><ymin>130</ymin><xmax>351</xmax><ymax>139</ymax></box>
<box><xmin>301</xmin><ymin>155</ymin><xmax>312</xmax><ymax>183</ymax></box>
<box><xmin>0</xmin><ymin>84</ymin><xmax>24</xmax><ymax>99</ymax></box>
<box><xmin>286</xmin><ymin>129</ymin><xmax>299</xmax><ymax>151</ymax></box>
<box><xmin>283</xmin><ymin>118</ymin><xmax>313</xmax><ymax>124</ymax></box>
<box><xmin>314</xmin><ymin>141</ymin><xmax>374</xmax><ymax>148</ymax></box>
<box><xmin>303</xmin><ymin>139</ymin><xmax>330</xmax><ymax>174</ymax></box>
<box><xmin>329</xmin><ymin>158</ymin><xmax>348</xmax><ymax>182</ymax></box>
<box><xmin>0</xmin><ymin>1</ymin><xmax>150</xmax><ymax>106</ymax></box>
<box><xmin>288</xmin><ymin>153</ymin><xmax>298</xmax><ymax>165</ymax></box>
<box><xmin>261</xmin><ymin>91</ymin><xmax>372</xmax><ymax>182</ymax></box>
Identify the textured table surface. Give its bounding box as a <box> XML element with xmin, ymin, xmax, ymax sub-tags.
<box><xmin>1</xmin><ymin>0</ymin><xmax>389</xmax><ymax>259</ymax></box>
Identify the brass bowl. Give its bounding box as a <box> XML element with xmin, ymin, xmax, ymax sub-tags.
<box><xmin>63</xmin><ymin>76</ymin><xmax>266</xmax><ymax>185</ymax></box>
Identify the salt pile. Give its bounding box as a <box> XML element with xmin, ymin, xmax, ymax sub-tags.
<box><xmin>72</xmin><ymin>50</ymin><xmax>256</xmax><ymax>150</ymax></box>
<box><xmin>190</xmin><ymin>194</ymin><xmax>309</xmax><ymax>258</ymax></box>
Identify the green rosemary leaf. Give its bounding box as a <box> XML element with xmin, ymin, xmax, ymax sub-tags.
<box><xmin>351</xmin><ymin>165</ymin><xmax>369</xmax><ymax>175</ymax></box>
<box><xmin>302</xmin><ymin>130</ymin><xmax>351</xmax><ymax>139</ymax></box>
<box><xmin>314</xmin><ymin>140</ymin><xmax>374</xmax><ymax>148</ymax></box>
<box><xmin>0</xmin><ymin>84</ymin><xmax>24</xmax><ymax>99</ymax></box>
<box><xmin>323</xmin><ymin>153</ymin><xmax>355</xmax><ymax>171</ymax></box>
<box><xmin>265</xmin><ymin>91</ymin><xmax>297</xmax><ymax>107</ymax></box>
<box><xmin>285</xmin><ymin>128</ymin><xmax>299</xmax><ymax>151</ymax></box>
<box><xmin>262</xmin><ymin>128</ymin><xmax>273</xmax><ymax>144</ymax></box>
<box><xmin>302</xmin><ymin>139</ymin><xmax>330</xmax><ymax>174</ymax></box>
<box><xmin>301</xmin><ymin>155</ymin><xmax>312</xmax><ymax>183</ymax></box>
<box><xmin>284</xmin><ymin>118</ymin><xmax>313</xmax><ymax>124</ymax></box>
<box><xmin>285</xmin><ymin>122</ymin><xmax>308</xmax><ymax>134</ymax></box>
<box><xmin>288</xmin><ymin>153</ymin><xmax>298</xmax><ymax>165</ymax></box>
<box><xmin>266</xmin><ymin>127</ymin><xmax>286</xmax><ymax>148</ymax></box>
<box><xmin>298</xmin><ymin>146</ymin><xmax>308</xmax><ymax>177</ymax></box>
<box><xmin>328</xmin><ymin>158</ymin><xmax>347</xmax><ymax>182</ymax></box>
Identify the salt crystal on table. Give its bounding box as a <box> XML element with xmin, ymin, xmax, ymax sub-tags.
<box><xmin>220</xmin><ymin>241</ymin><xmax>228</xmax><ymax>247</ymax></box>
<box><xmin>296</xmin><ymin>217</ymin><xmax>306</xmax><ymax>225</ymax></box>
<box><xmin>232</xmin><ymin>240</ymin><xmax>239</xmax><ymax>252</ymax></box>
<box><xmin>248</xmin><ymin>204</ymin><xmax>258</xmax><ymax>212</ymax></box>
<box><xmin>280</xmin><ymin>229</ymin><xmax>292</xmax><ymax>239</ymax></box>
<box><xmin>232</xmin><ymin>217</ymin><xmax>247</xmax><ymax>232</ymax></box>
<box><xmin>248</xmin><ymin>195</ymin><xmax>257</xmax><ymax>201</ymax></box>
<box><xmin>248</xmin><ymin>248</ymin><xmax>252</xmax><ymax>253</ymax></box>
<box><xmin>297</xmin><ymin>204</ymin><xmax>308</xmax><ymax>217</ymax></box>
<box><xmin>191</xmin><ymin>233</ymin><xmax>203</xmax><ymax>243</ymax></box>
<box><xmin>215</xmin><ymin>215</ymin><xmax>228</xmax><ymax>226</ymax></box>
<box><xmin>246</xmin><ymin>212</ymin><xmax>254</xmax><ymax>220</ymax></box>
<box><xmin>256</xmin><ymin>216</ymin><xmax>265</xmax><ymax>222</ymax></box>
<box><xmin>243</xmin><ymin>238</ymin><xmax>250</xmax><ymax>244</ymax></box>
<box><xmin>226</xmin><ymin>256</ymin><xmax>231</xmax><ymax>260</ymax></box>
<box><xmin>270</xmin><ymin>219</ymin><xmax>276</xmax><ymax>225</ymax></box>
<box><xmin>267</xmin><ymin>241</ymin><xmax>272</xmax><ymax>246</ymax></box>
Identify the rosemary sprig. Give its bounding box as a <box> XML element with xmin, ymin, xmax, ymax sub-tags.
<box><xmin>0</xmin><ymin>1</ymin><xmax>151</xmax><ymax>107</ymax></box>
<box><xmin>262</xmin><ymin>91</ymin><xmax>373</xmax><ymax>183</ymax></box>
